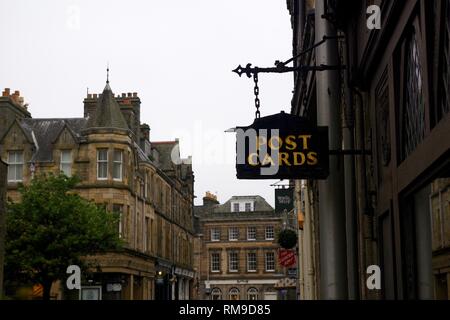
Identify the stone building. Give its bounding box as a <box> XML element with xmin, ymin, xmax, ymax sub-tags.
<box><xmin>0</xmin><ymin>80</ymin><xmax>195</xmax><ymax>300</ymax></box>
<box><xmin>194</xmin><ymin>193</ymin><xmax>296</xmax><ymax>300</ymax></box>
<box><xmin>287</xmin><ymin>0</ymin><xmax>450</xmax><ymax>299</ymax></box>
<box><xmin>0</xmin><ymin>159</ymin><xmax>6</xmax><ymax>298</ymax></box>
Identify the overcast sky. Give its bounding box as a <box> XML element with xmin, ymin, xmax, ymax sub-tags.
<box><xmin>0</xmin><ymin>0</ymin><xmax>293</xmax><ymax>206</ymax></box>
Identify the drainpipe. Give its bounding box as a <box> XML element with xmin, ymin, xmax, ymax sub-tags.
<box><xmin>303</xmin><ymin>180</ymin><xmax>315</xmax><ymax>299</ymax></box>
<box><xmin>315</xmin><ymin>0</ymin><xmax>348</xmax><ymax>299</ymax></box>
<box><xmin>342</xmin><ymin>32</ymin><xmax>359</xmax><ymax>300</ymax></box>
<box><xmin>295</xmin><ymin>180</ymin><xmax>305</xmax><ymax>299</ymax></box>
<box><xmin>135</xmin><ymin>181</ymin><xmax>138</xmax><ymax>250</ymax></box>
<box><xmin>0</xmin><ymin>161</ymin><xmax>6</xmax><ymax>299</ymax></box>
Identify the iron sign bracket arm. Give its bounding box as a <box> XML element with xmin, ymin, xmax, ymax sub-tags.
<box><xmin>232</xmin><ymin>35</ymin><xmax>345</xmax><ymax>78</ymax></box>
<box><xmin>232</xmin><ymin>63</ymin><xmax>345</xmax><ymax>78</ymax></box>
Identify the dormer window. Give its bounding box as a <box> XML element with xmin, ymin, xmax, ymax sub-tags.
<box><xmin>245</xmin><ymin>202</ymin><xmax>252</xmax><ymax>212</ymax></box>
<box><xmin>233</xmin><ymin>203</ymin><xmax>240</xmax><ymax>212</ymax></box>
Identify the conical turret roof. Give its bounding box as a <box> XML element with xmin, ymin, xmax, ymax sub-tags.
<box><xmin>86</xmin><ymin>82</ymin><xmax>129</xmax><ymax>130</ymax></box>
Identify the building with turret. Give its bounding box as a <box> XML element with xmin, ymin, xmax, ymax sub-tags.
<box><xmin>0</xmin><ymin>78</ymin><xmax>195</xmax><ymax>300</ymax></box>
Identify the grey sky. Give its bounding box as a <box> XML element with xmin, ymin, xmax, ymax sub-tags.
<box><xmin>0</xmin><ymin>0</ymin><xmax>293</xmax><ymax>206</ymax></box>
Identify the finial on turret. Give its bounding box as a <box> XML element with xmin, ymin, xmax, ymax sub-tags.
<box><xmin>106</xmin><ymin>62</ymin><xmax>110</xmax><ymax>84</ymax></box>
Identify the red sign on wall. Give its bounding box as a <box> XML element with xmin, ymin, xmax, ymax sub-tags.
<box><xmin>278</xmin><ymin>249</ymin><xmax>296</xmax><ymax>267</ymax></box>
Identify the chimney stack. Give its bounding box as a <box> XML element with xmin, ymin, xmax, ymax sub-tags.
<box><xmin>203</xmin><ymin>191</ymin><xmax>219</xmax><ymax>207</ymax></box>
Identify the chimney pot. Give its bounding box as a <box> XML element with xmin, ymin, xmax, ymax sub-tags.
<box><xmin>87</xmin><ymin>94</ymin><xmax>92</xmax><ymax>99</ymax></box>
<box><xmin>4</xmin><ymin>88</ymin><xmax>10</xmax><ymax>96</ymax></box>
<box><xmin>133</xmin><ymin>92</ymin><xmax>137</xmax><ymax>97</ymax></box>
<box><xmin>127</xmin><ymin>92</ymin><xmax>132</xmax><ymax>97</ymax></box>
<box><xmin>93</xmin><ymin>94</ymin><xmax>98</xmax><ymax>98</ymax></box>
<box><xmin>203</xmin><ymin>191</ymin><xmax>219</xmax><ymax>207</ymax></box>
<box><xmin>122</xmin><ymin>93</ymin><xmax>126</xmax><ymax>98</ymax></box>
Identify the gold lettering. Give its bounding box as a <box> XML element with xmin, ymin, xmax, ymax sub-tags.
<box><xmin>248</xmin><ymin>153</ymin><xmax>259</xmax><ymax>166</ymax></box>
<box><xmin>256</xmin><ymin>136</ymin><xmax>267</xmax><ymax>151</ymax></box>
<box><xmin>268</xmin><ymin>136</ymin><xmax>283</xmax><ymax>150</ymax></box>
<box><xmin>307</xmin><ymin>152</ymin><xmax>318</xmax><ymax>165</ymax></box>
<box><xmin>279</xmin><ymin>152</ymin><xmax>291</xmax><ymax>166</ymax></box>
<box><xmin>293</xmin><ymin>152</ymin><xmax>306</xmax><ymax>165</ymax></box>
<box><xmin>285</xmin><ymin>135</ymin><xmax>297</xmax><ymax>151</ymax></box>
<box><xmin>261</xmin><ymin>153</ymin><xmax>275</xmax><ymax>165</ymax></box>
<box><xmin>298</xmin><ymin>135</ymin><xmax>312</xmax><ymax>149</ymax></box>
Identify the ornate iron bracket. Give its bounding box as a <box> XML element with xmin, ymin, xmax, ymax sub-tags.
<box><xmin>232</xmin><ymin>63</ymin><xmax>345</xmax><ymax>78</ymax></box>
<box><xmin>232</xmin><ymin>35</ymin><xmax>346</xmax><ymax>119</ymax></box>
<box><xmin>232</xmin><ymin>35</ymin><xmax>345</xmax><ymax>78</ymax></box>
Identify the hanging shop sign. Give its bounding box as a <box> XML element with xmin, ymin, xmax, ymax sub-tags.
<box><xmin>275</xmin><ymin>188</ymin><xmax>294</xmax><ymax>213</ymax></box>
<box><xmin>278</xmin><ymin>249</ymin><xmax>296</xmax><ymax>268</ymax></box>
<box><xmin>234</xmin><ymin>111</ymin><xmax>329</xmax><ymax>180</ymax></box>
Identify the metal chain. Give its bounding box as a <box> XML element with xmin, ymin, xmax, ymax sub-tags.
<box><xmin>253</xmin><ymin>73</ymin><xmax>261</xmax><ymax>118</ymax></box>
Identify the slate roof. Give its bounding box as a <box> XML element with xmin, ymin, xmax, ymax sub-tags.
<box><xmin>86</xmin><ymin>83</ymin><xmax>129</xmax><ymax>130</ymax></box>
<box><xmin>214</xmin><ymin>195</ymin><xmax>274</xmax><ymax>213</ymax></box>
<box><xmin>194</xmin><ymin>195</ymin><xmax>275</xmax><ymax>219</ymax></box>
<box><xmin>151</xmin><ymin>141</ymin><xmax>177</xmax><ymax>171</ymax></box>
<box><xmin>20</xmin><ymin>118</ymin><xmax>87</xmax><ymax>162</ymax></box>
<box><xmin>134</xmin><ymin>141</ymin><xmax>151</xmax><ymax>163</ymax></box>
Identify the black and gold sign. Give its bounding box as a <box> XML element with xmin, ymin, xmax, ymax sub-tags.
<box><xmin>235</xmin><ymin>112</ymin><xmax>329</xmax><ymax>179</ymax></box>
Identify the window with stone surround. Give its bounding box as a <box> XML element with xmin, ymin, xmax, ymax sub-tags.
<box><xmin>265</xmin><ymin>226</ymin><xmax>275</xmax><ymax>240</ymax></box>
<box><xmin>229</xmin><ymin>288</ymin><xmax>240</xmax><ymax>300</ymax></box>
<box><xmin>265</xmin><ymin>251</ymin><xmax>275</xmax><ymax>272</ymax></box>
<box><xmin>247</xmin><ymin>288</ymin><xmax>258</xmax><ymax>300</ymax></box>
<box><xmin>211</xmin><ymin>227</ymin><xmax>220</xmax><ymax>241</ymax></box>
<box><xmin>113</xmin><ymin>149</ymin><xmax>123</xmax><ymax>181</ymax></box>
<box><xmin>228</xmin><ymin>227</ymin><xmax>239</xmax><ymax>241</ymax></box>
<box><xmin>112</xmin><ymin>204</ymin><xmax>124</xmax><ymax>238</ymax></box>
<box><xmin>60</xmin><ymin>150</ymin><xmax>72</xmax><ymax>176</ymax></box>
<box><xmin>7</xmin><ymin>150</ymin><xmax>23</xmax><ymax>182</ymax></box>
<box><xmin>97</xmin><ymin>149</ymin><xmax>108</xmax><ymax>180</ymax></box>
<box><xmin>247</xmin><ymin>226</ymin><xmax>256</xmax><ymax>240</ymax></box>
<box><xmin>211</xmin><ymin>288</ymin><xmax>222</xmax><ymax>300</ymax></box>
<box><xmin>228</xmin><ymin>251</ymin><xmax>239</xmax><ymax>272</ymax></box>
<box><xmin>211</xmin><ymin>252</ymin><xmax>220</xmax><ymax>272</ymax></box>
<box><xmin>247</xmin><ymin>252</ymin><xmax>257</xmax><ymax>272</ymax></box>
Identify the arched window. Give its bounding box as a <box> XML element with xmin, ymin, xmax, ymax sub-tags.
<box><xmin>247</xmin><ymin>287</ymin><xmax>258</xmax><ymax>300</ymax></box>
<box><xmin>211</xmin><ymin>288</ymin><xmax>222</xmax><ymax>300</ymax></box>
<box><xmin>229</xmin><ymin>288</ymin><xmax>240</xmax><ymax>300</ymax></box>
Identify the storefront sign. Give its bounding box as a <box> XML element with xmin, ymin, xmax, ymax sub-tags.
<box><xmin>278</xmin><ymin>249</ymin><xmax>296</xmax><ymax>267</ymax></box>
<box><xmin>235</xmin><ymin>112</ymin><xmax>329</xmax><ymax>180</ymax></box>
<box><xmin>287</xmin><ymin>268</ymin><xmax>297</xmax><ymax>278</ymax></box>
<box><xmin>275</xmin><ymin>188</ymin><xmax>294</xmax><ymax>212</ymax></box>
